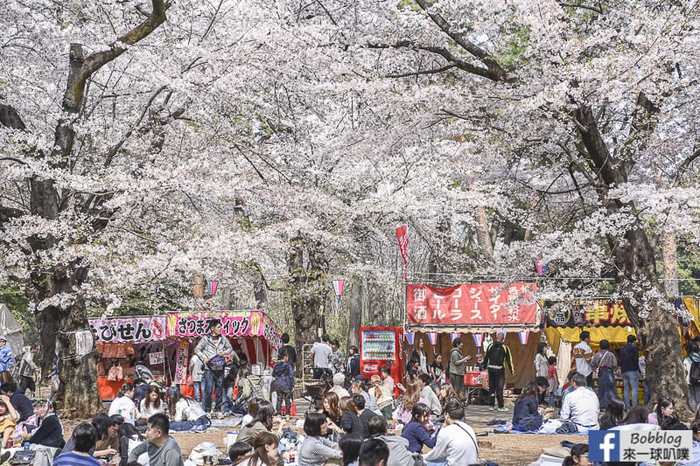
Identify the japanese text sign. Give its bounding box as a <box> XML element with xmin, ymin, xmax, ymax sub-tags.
<box><xmin>174</xmin><ymin>339</ymin><xmax>189</xmax><ymax>384</ymax></box>
<box><xmin>546</xmin><ymin>301</ymin><xmax>630</xmax><ymax>327</ymax></box>
<box><xmin>89</xmin><ymin>316</ymin><xmax>166</xmax><ymax>343</ymax></box>
<box><xmin>406</xmin><ymin>283</ymin><xmax>539</xmax><ymax>326</ymax></box>
<box><xmin>167</xmin><ymin>310</ymin><xmax>277</xmax><ymax>343</ymax></box>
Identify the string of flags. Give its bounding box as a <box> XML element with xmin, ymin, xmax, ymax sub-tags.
<box><xmin>403</xmin><ymin>329</ymin><xmax>532</xmax><ymax>348</ymax></box>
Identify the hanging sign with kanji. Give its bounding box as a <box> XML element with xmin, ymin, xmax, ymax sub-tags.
<box><xmin>89</xmin><ymin>316</ymin><xmax>167</xmax><ymax>343</ymax></box>
<box><xmin>406</xmin><ymin>283</ymin><xmax>539</xmax><ymax>326</ymax></box>
<box><xmin>546</xmin><ymin>301</ymin><xmax>631</xmax><ymax>327</ymax></box>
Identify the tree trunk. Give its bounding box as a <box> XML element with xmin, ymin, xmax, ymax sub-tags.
<box><xmin>347</xmin><ymin>277</ymin><xmax>363</xmax><ymax>351</ymax></box>
<box><xmin>661</xmin><ymin>232</ymin><xmax>679</xmax><ymax>298</ymax></box>
<box><xmin>287</xmin><ymin>233</ymin><xmax>328</xmax><ymax>362</ymax></box>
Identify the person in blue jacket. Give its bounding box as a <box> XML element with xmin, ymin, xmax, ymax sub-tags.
<box><xmin>271</xmin><ymin>352</ymin><xmax>294</xmax><ymax>415</ymax></box>
<box><xmin>400</xmin><ymin>403</ymin><xmax>437</xmax><ymax>454</ymax></box>
<box><xmin>0</xmin><ymin>336</ymin><xmax>15</xmax><ymax>382</ymax></box>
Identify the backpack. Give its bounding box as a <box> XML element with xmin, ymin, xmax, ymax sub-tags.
<box><xmin>690</xmin><ymin>361</ymin><xmax>700</xmax><ymax>386</ymax></box>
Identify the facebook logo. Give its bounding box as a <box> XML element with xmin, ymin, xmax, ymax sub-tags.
<box><xmin>589</xmin><ymin>430</ymin><xmax>621</xmax><ymax>462</ymax></box>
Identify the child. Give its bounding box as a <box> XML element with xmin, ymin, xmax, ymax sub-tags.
<box><xmin>546</xmin><ymin>356</ymin><xmax>559</xmax><ymax>406</ymax></box>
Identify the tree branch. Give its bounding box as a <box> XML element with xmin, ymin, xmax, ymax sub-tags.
<box><xmin>385</xmin><ymin>64</ymin><xmax>456</xmax><ymax>79</ymax></box>
<box><xmin>413</xmin><ymin>0</ymin><xmax>507</xmax><ymax>80</ymax></box>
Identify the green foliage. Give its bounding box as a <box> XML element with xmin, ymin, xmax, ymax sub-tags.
<box><xmin>398</xmin><ymin>0</ymin><xmax>420</xmax><ymax>12</ymax></box>
<box><xmin>678</xmin><ymin>246</ymin><xmax>700</xmax><ymax>295</ymax></box>
<box><xmin>496</xmin><ymin>26</ymin><xmax>530</xmax><ymax>71</ymax></box>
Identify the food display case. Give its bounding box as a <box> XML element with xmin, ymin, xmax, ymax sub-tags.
<box><xmin>359</xmin><ymin>325</ymin><xmax>403</xmax><ymax>384</ymax></box>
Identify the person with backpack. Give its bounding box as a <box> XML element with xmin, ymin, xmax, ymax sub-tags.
<box><xmin>271</xmin><ymin>352</ymin><xmax>294</xmax><ymax>415</ymax></box>
<box><xmin>685</xmin><ymin>342</ymin><xmax>700</xmax><ymax>411</ymax></box>
<box><xmin>482</xmin><ymin>331</ymin><xmax>513</xmax><ymax>412</ymax></box>
<box><xmin>447</xmin><ymin>338</ymin><xmax>471</xmax><ymax>400</ymax></box>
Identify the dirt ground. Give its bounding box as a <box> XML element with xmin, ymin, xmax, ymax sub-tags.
<box><xmin>70</xmin><ymin>402</ymin><xmax>580</xmax><ymax>466</ymax></box>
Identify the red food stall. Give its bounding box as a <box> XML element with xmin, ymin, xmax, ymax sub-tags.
<box><xmin>91</xmin><ymin>310</ymin><xmax>282</xmax><ymax>401</ymax></box>
<box><xmin>359</xmin><ymin>325</ymin><xmax>403</xmax><ymax>384</ymax></box>
<box><xmin>405</xmin><ymin>282</ymin><xmax>542</xmax><ymax>393</ymax></box>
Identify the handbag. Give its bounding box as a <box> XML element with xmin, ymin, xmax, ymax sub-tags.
<box><xmin>207</xmin><ymin>355</ymin><xmax>226</xmax><ymax>372</ymax></box>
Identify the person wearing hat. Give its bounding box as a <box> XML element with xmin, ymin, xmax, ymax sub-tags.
<box><xmin>0</xmin><ymin>336</ymin><xmax>15</xmax><ymax>384</ymax></box>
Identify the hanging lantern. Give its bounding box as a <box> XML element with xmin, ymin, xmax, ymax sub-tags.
<box><xmin>208</xmin><ymin>280</ymin><xmax>219</xmax><ymax>297</ymax></box>
<box><xmin>518</xmin><ymin>330</ymin><xmax>530</xmax><ymax>345</ymax></box>
<box><xmin>404</xmin><ymin>332</ymin><xmax>415</xmax><ymax>345</ymax></box>
<box><xmin>332</xmin><ymin>280</ymin><xmax>346</xmax><ymax>311</ymax></box>
<box><xmin>471</xmin><ymin>333</ymin><xmax>483</xmax><ymax>349</ymax></box>
<box><xmin>427</xmin><ymin>332</ymin><xmax>438</xmax><ymax>346</ymax></box>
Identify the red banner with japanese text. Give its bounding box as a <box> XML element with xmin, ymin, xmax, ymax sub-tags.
<box><xmin>406</xmin><ymin>282</ymin><xmax>539</xmax><ymax>326</ymax></box>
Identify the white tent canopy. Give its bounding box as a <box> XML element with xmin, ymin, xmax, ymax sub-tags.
<box><xmin>0</xmin><ymin>304</ymin><xmax>24</xmax><ymax>359</ymax></box>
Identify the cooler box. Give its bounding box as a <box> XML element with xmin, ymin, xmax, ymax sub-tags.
<box><xmin>464</xmin><ymin>370</ymin><xmax>488</xmax><ymax>387</ymax></box>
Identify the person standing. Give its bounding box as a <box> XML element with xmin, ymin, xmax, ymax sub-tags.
<box><xmin>483</xmin><ymin>332</ymin><xmax>514</xmax><ymax>412</ymax></box>
<box><xmin>330</xmin><ymin>340</ymin><xmax>345</xmax><ymax>375</ymax></box>
<box><xmin>619</xmin><ymin>334</ymin><xmax>640</xmax><ymax>409</ymax></box>
<box><xmin>429</xmin><ymin>354</ymin><xmax>444</xmax><ymax>386</ymax></box>
<box><xmin>534</xmin><ymin>342</ymin><xmax>549</xmax><ymax>404</ymax></box>
<box><xmin>17</xmin><ymin>345</ymin><xmax>38</xmax><ymax>395</ymax></box>
<box><xmin>194</xmin><ymin>319</ymin><xmax>233</xmax><ymax>415</ymax></box>
<box><xmin>573</xmin><ymin>331</ymin><xmax>594</xmax><ymax>387</ymax></box>
<box><xmin>188</xmin><ymin>354</ymin><xmax>204</xmax><ymax>403</ymax></box>
<box><xmin>277</xmin><ymin>333</ymin><xmax>297</xmax><ymax>369</ymax></box>
<box><xmin>128</xmin><ymin>414</ymin><xmax>184</xmax><ymax>466</ymax></box>
<box><xmin>409</xmin><ymin>339</ymin><xmax>428</xmax><ymax>375</ymax></box>
<box><xmin>311</xmin><ymin>336</ymin><xmax>333</xmax><ymax>380</ymax></box>
<box><xmin>271</xmin><ymin>352</ymin><xmax>294</xmax><ymax>415</ymax></box>
<box><xmin>347</xmin><ymin>346</ymin><xmax>360</xmax><ymax>381</ymax></box>
<box><xmin>685</xmin><ymin>342</ymin><xmax>700</xmax><ymax>411</ymax></box>
<box><xmin>447</xmin><ymin>338</ymin><xmax>470</xmax><ymax>400</ymax></box>
<box><xmin>591</xmin><ymin>339</ymin><xmax>618</xmax><ymax>409</ymax></box>
<box><xmin>0</xmin><ymin>337</ymin><xmax>15</xmax><ymax>384</ymax></box>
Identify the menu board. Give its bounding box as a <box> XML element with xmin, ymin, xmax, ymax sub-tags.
<box><xmin>361</xmin><ymin>330</ymin><xmax>395</xmax><ymax>361</ymax></box>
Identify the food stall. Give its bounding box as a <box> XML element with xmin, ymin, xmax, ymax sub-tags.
<box><xmin>91</xmin><ymin>309</ymin><xmax>282</xmax><ymax>401</ymax></box>
<box><xmin>405</xmin><ymin>282</ymin><xmax>542</xmax><ymax>394</ymax></box>
<box><xmin>359</xmin><ymin>325</ymin><xmax>403</xmax><ymax>384</ymax></box>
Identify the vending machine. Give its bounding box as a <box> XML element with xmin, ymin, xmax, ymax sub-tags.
<box><xmin>359</xmin><ymin>325</ymin><xmax>403</xmax><ymax>383</ymax></box>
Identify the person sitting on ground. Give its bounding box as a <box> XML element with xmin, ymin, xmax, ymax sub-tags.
<box><xmin>512</xmin><ymin>382</ymin><xmax>544</xmax><ymax>432</ymax></box>
<box><xmin>560</xmin><ymin>370</ymin><xmax>578</xmax><ymax>405</ymax></box>
<box><xmin>298</xmin><ymin>412</ymin><xmax>342</xmax><ymax>466</ymax></box>
<box><xmin>271</xmin><ymin>352</ymin><xmax>294</xmax><ymax>415</ymax></box>
<box><xmin>75</xmin><ymin>413</ymin><xmax>117</xmax><ymax>459</ymax></box>
<box><xmin>562</xmin><ymin>443</ymin><xmax>590</xmax><ymax>466</ymax></box>
<box><xmin>54</xmin><ymin>423</ymin><xmax>100</xmax><ymax>466</ymax></box>
<box><xmin>416</xmin><ymin>374</ymin><xmax>441</xmax><ymax>416</ymax></box>
<box><xmin>238</xmin><ymin>432</ymin><xmax>279</xmax><ymax>466</ymax></box>
<box><xmin>351</xmin><ymin>380</ymin><xmax>378</xmax><ymax>415</ymax></box>
<box><xmin>423</xmin><ymin>398</ymin><xmax>478</xmax><ymax>465</ymax></box>
<box><xmin>22</xmin><ymin>400</ymin><xmax>65</xmax><ymax>451</ymax></box>
<box><xmin>1</xmin><ymin>381</ymin><xmax>33</xmax><ymax>422</ymax></box>
<box><xmin>649</xmin><ymin>397</ymin><xmax>682</xmax><ymax>429</ymax></box>
<box><xmin>622</xmin><ymin>406</ymin><xmax>650</xmax><ymax>425</ymax></box>
<box><xmin>322</xmin><ymin>392</ymin><xmax>343</xmax><ymax>427</ymax></box>
<box><xmin>359</xmin><ymin>438</ymin><xmax>390</xmax><ymax>466</ymax></box>
<box><xmin>139</xmin><ymin>386</ymin><xmax>167</xmax><ymax>419</ymax></box>
<box><xmin>236</xmin><ymin>402</ymin><xmax>275</xmax><ymax>445</ymax></box>
<box><xmin>354</xmin><ymin>394</ymin><xmax>377</xmax><ymax>439</ymax></box>
<box><xmin>109</xmin><ymin>383</ymin><xmax>139</xmax><ymax>425</ymax></box>
<box><xmin>339</xmin><ymin>396</ymin><xmax>364</xmax><ymax>438</ymax></box>
<box><xmin>329</xmin><ymin>373</ymin><xmax>351</xmax><ymax>399</ymax></box>
<box><xmin>599</xmin><ymin>399</ymin><xmax>625</xmax><ymax>430</ymax></box>
<box><xmin>128</xmin><ymin>413</ymin><xmax>183</xmax><ymax>466</ymax></box>
<box><xmin>400</xmin><ymin>403</ymin><xmax>436</xmax><ymax>454</ymax></box>
<box><xmin>392</xmin><ymin>380</ymin><xmax>420</xmax><ymax>425</ymax></box>
<box><xmin>227</xmin><ymin>366</ymin><xmax>255</xmax><ymax>416</ymax></box>
<box><xmin>172</xmin><ymin>391</ymin><xmax>207</xmax><ymax>423</ymax></box>
<box><xmin>437</xmin><ymin>384</ymin><xmax>457</xmax><ymax>412</ymax></box>
<box><xmin>370</xmin><ymin>375</ymin><xmax>393</xmax><ymax>420</ymax></box>
<box><xmin>242</xmin><ymin>398</ymin><xmax>263</xmax><ymax>427</ymax></box>
<box><xmin>340</xmin><ymin>435</ymin><xmax>363</xmax><ymax>466</ymax></box>
<box><xmin>559</xmin><ymin>373</ymin><xmax>599</xmax><ymax>433</ymax></box>
<box><xmin>366</xmin><ymin>414</ymin><xmax>416</xmax><ymax>466</ymax></box>
<box><xmin>0</xmin><ymin>394</ymin><xmax>19</xmax><ymax>447</ymax></box>
<box><xmin>228</xmin><ymin>442</ymin><xmax>253</xmax><ymax>466</ymax></box>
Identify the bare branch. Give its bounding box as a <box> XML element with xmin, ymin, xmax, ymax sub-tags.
<box><xmin>385</xmin><ymin>64</ymin><xmax>456</xmax><ymax>79</ymax></box>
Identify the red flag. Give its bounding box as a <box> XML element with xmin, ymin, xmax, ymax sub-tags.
<box><xmin>395</xmin><ymin>225</ymin><xmax>409</xmax><ymax>279</ymax></box>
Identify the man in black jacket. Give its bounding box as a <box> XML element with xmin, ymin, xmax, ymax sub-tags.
<box><xmin>483</xmin><ymin>332</ymin><xmax>514</xmax><ymax>412</ymax></box>
<box><xmin>619</xmin><ymin>334</ymin><xmax>640</xmax><ymax>409</ymax></box>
